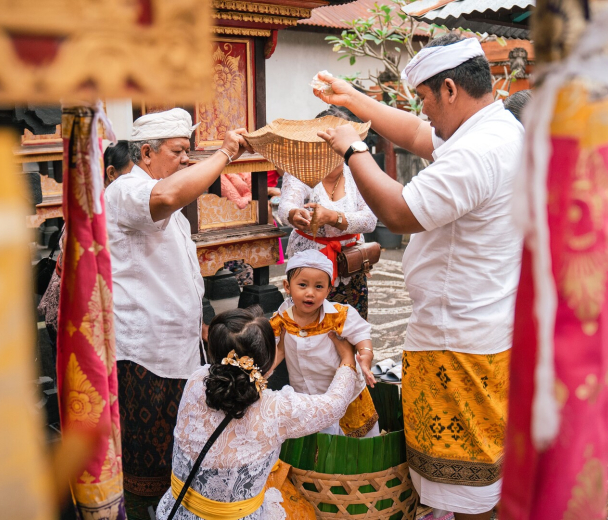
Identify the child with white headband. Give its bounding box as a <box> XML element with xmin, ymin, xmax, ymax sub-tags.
<box><xmin>270</xmin><ymin>249</ymin><xmax>380</xmax><ymax>437</ymax></box>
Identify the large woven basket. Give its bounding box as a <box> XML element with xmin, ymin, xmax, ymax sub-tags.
<box><xmin>280</xmin><ymin>383</ymin><xmax>419</xmax><ymax>519</ymax></box>
<box><xmin>244</xmin><ymin>115</ymin><xmax>371</xmax><ymax>188</ymax></box>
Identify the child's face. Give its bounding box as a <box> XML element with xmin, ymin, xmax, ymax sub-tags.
<box><xmin>283</xmin><ymin>267</ymin><xmax>331</xmax><ymax>317</ymax></box>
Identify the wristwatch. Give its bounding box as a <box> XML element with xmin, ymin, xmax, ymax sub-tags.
<box><xmin>335</xmin><ymin>212</ymin><xmax>343</xmax><ymax>226</ymax></box>
<box><xmin>344</xmin><ymin>141</ymin><xmax>369</xmax><ymax>166</ymax></box>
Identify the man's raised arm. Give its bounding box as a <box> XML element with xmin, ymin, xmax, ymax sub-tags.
<box><xmin>313</xmin><ymin>72</ymin><xmax>434</xmax><ymax>161</ymax></box>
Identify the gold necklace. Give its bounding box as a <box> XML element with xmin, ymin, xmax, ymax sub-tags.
<box><xmin>329</xmin><ymin>171</ymin><xmax>343</xmax><ymax>201</ymax></box>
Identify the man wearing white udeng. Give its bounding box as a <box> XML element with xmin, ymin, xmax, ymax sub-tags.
<box><xmin>315</xmin><ymin>34</ymin><xmax>523</xmax><ymax>520</ymax></box>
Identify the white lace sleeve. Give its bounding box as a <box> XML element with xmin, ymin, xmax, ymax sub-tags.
<box><xmin>277</xmin><ymin>173</ymin><xmax>311</xmax><ymax>225</ymax></box>
<box><xmin>344</xmin><ymin>185</ymin><xmax>377</xmax><ymax>235</ymax></box>
<box><xmin>274</xmin><ymin>366</ymin><xmax>359</xmax><ymax>442</ymax></box>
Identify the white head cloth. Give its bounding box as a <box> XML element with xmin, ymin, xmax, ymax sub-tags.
<box><xmin>130</xmin><ymin>108</ymin><xmax>200</xmax><ymax>141</ymax></box>
<box><xmin>286</xmin><ymin>250</ymin><xmax>333</xmax><ymax>280</ymax></box>
<box><xmin>401</xmin><ymin>38</ymin><xmax>485</xmax><ymax>88</ymax></box>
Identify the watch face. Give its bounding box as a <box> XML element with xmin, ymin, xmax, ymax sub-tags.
<box><xmin>352</xmin><ymin>141</ymin><xmax>368</xmax><ymax>152</ymax></box>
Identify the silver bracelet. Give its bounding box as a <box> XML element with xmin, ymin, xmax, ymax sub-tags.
<box><xmin>358</xmin><ymin>347</ymin><xmax>373</xmax><ymax>353</ymax></box>
<box><xmin>218</xmin><ymin>148</ymin><xmax>233</xmax><ymax>164</ymax></box>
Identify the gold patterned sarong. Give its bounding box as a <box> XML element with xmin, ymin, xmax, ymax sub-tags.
<box><xmin>340</xmin><ymin>387</ymin><xmax>379</xmax><ymax>437</ymax></box>
<box><xmin>401</xmin><ymin>349</ymin><xmax>510</xmax><ymax>486</ymax></box>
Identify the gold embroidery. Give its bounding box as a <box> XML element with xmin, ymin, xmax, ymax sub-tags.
<box><xmin>575</xmin><ymin>374</ymin><xmax>602</xmax><ymax>404</ymax></box>
<box><xmin>562</xmin><ymin>447</ymin><xmax>606</xmax><ymax>520</ymax></box>
<box><xmin>212</xmin><ymin>1</ymin><xmax>311</xmax><ymax>18</ymax></box>
<box><xmin>64</xmin><ymin>353</ymin><xmax>106</xmax><ymax>429</ymax></box>
<box><xmin>558</xmin><ymin>149</ymin><xmax>608</xmax><ymax>336</ymax></box>
<box><xmin>88</xmin><ymin>240</ymin><xmax>105</xmax><ymax>256</ymax></box>
<box><xmin>79</xmin><ymin>275</ymin><xmax>116</xmax><ymax>374</ymax></box>
<box><xmin>270</xmin><ymin>303</ymin><xmax>349</xmax><ymax>338</ymax></box>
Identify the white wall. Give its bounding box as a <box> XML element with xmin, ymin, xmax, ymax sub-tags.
<box><xmin>265</xmin><ymin>30</ymin><xmax>390</xmax><ymax>123</ymax></box>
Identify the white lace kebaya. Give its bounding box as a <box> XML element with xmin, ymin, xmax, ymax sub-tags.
<box><xmin>156</xmin><ymin>364</ymin><xmax>360</xmax><ymax>520</ymax></box>
<box><xmin>277</xmin><ymin>165</ymin><xmax>377</xmax><ymax>286</ymax></box>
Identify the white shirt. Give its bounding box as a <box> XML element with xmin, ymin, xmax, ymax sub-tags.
<box><xmin>271</xmin><ymin>299</ymin><xmax>368</xmax><ymax>396</ymax></box>
<box><xmin>105</xmin><ymin>165</ymin><xmax>205</xmax><ymax>379</ymax></box>
<box><xmin>401</xmin><ymin>101</ymin><xmax>524</xmax><ymax>355</ymax></box>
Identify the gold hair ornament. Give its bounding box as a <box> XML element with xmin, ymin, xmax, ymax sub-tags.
<box><xmin>221</xmin><ymin>350</ymin><xmax>268</xmax><ymax>394</ymax></box>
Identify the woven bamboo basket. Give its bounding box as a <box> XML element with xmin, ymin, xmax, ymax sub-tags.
<box><xmin>243</xmin><ymin>115</ymin><xmax>371</xmax><ymax>188</ymax></box>
<box><xmin>280</xmin><ymin>383</ymin><xmax>419</xmax><ymax>520</ymax></box>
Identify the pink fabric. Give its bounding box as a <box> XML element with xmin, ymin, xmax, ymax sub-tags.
<box><xmin>501</xmin><ymin>133</ymin><xmax>608</xmax><ymax>519</ymax></box>
<box><xmin>221</xmin><ymin>172</ymin><xmax>251</xmax><ymax>209</ymax></box>
<box><xmin>267</xmin><ymin>170</ymin><xmax>279</xmax><ymax>188</ymax></box>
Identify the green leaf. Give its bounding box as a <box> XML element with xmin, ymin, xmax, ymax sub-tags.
<box><xmin>325</xmin><ymin>36</ymin><xmax>339</xmax><ymax>41</ymax></box>
<box><xmin>497</xmin><ymin>37</ymin><xmax>507</xmax><ymax>47</ymax></box>
<box><xmin>337</xmin><ymin>54</ymin><xmax>350</xmax><ymax>61</ymax></box>
<box><xmin>496</xmin><ymin>89</ymin><xmax>510</xmax><ymax>97</ymax></box>
<box><xmin>350</xmin><ymin>56</ymin><xmax>357</xmax><ymax>66</ymax></box>
<box><xmin>333</xmin><ymin>44</ymin><xmax>342</xmax><ymax>52</ymax></box>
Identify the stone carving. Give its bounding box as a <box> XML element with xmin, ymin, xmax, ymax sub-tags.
<box><xmin>508</xmin><ymin>47</ymin><xmax>529</xmax><ymax>78</ymax></box>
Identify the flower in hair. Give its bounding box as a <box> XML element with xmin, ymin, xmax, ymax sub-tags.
<box><xmin>221</xmin><ymin>350</ymin><xmax>268</xmax><ymax>394</ymax></box>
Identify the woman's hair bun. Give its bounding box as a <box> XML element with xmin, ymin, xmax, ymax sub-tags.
<box><xmin>204</xmin><ymin>306</ymin><xmax>276</xmax><ymax>419</ymax></box>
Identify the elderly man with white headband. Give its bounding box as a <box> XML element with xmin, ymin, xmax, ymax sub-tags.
<box><xmin>104</xmin><ymin>108</ymin><xmax>250</xmax><ymax>499</ymax></box>
<box><xmin>314</xmin><ymin>34</ymin><xmax>524</xmax><ymax>520</ymax></box>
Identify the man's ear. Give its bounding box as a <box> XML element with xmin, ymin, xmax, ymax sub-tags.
<box><xmin>141</xmin><ymin>143</ymin><xmax>153</xmax><ymax>165</ymax></box>
<box><xmin>445</xmin><ymin>79</ymin><xmax>457</xmax><ymax>103</ymax></box>
<box><xmin>106</xmin><ymin>165</ymin><xmax>117</xmax><ymax>182</ymax></box>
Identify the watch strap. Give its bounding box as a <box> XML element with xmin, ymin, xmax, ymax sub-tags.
<box><xmin>344</xmin><ymin>145</ymin><xmax>356</xmax><ymax>166</ymax></box>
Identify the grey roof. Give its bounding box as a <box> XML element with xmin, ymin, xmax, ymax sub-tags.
<box><xmin>403</xmin><ymin>0</ymin><xmax>535</xmax><ymax>39</ymax></box>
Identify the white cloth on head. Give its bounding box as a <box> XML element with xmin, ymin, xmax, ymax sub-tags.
<box><xmin>401</xmin><ymin>101</ymin><xmax>523</xmax><ymax>355</ymax></box>
<box><xmin>401</xmin><ymin>38</ymin><xmax>485</xmax><ymax>88</ymax></box>
<box><xmin>286</xmin><ymin>249</ymin><xmax>334</xmax><ymax>280</ymax></box>
<box><xmin>104</xmin><ymin>164</ymin><xmax>205</xmax><ymax>379</ymax></box>
<box><xmin>131</xmin><ymin>107</ymin><xmax>199</xmax><ymax>141</ymax></box>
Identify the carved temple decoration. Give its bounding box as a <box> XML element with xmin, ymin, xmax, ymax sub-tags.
<box><xmin>197</xmin><ymin>194</ymin><xmax>258</xmax><ymax>230</ymax></box>
<box><xmin>26</xmin><ymin>175</ymin><xmax>63</xmax><ymax>228</ymax></box>
<box><xmin>213</xmin><ymin>27</ymin><xmax>272</xmax><ymax>38</ymax></box>
<box><xmin>195</xmin><ymin>40</ymin><xmax>255</xmax><ymax>149</ymax></box>
<box><xmin>195</xmin><ymin>226</ymin><xmax>282</xmax><ymax>277</ymax></box>
<box><xmin>0</xmin><ymin>0</ymin><xmax>213</xmax><ymax>104</ymax></box>
<box><xmin>212</xmin><ymin>1</ymin><xmax>312</xmax><ymax>18</ymax></box>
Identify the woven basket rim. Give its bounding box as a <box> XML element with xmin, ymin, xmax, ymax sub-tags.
<box><xmin>244</xmin><ymin>115</ymin><xmax>371</xmax><ymax>143</ymax></box>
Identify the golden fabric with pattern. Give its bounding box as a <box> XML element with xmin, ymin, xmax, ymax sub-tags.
<box><xmin>340</xmin><ymin>387</ymin><xmax>379</xmax><ymax>438</ymax></box>
<box><xmin>401</xmin><ymin>349</ymin><xmax>510</xmax><ymax>486</ymax></box>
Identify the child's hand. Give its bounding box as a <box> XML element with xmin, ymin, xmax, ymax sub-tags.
<box><xmin>356</xmin><ymin>351</ymin><xmax>375</xmax><ymax>388</ymax></box>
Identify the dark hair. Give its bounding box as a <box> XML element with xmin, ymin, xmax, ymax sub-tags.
<box><xmin>315</xmin><ymin>105</ymin><xmax>377</xmax><ymax>148</ymax></box>
<box><xmin>316</xmin><ymin>105</ymin><xmax>362</xmax><ymax>123</ymax></box>
<box><xmin>420</xmin><ymin>33</ymin><xmax>493</xmax><ymax>100</ymax></box>
<box><xmin>204</xmin><ymin>306</ymin><xmax>276</xmax><ymax>419</ymax></box>
<box><xmin>504</xmin><ymin>89</ymin><xmax>531</xmax><ymax>123</ymax></box>
<box><xmin>104</xmin><ymin>140</ymin><xmax>131</xmax><ymax>179</ymax></box>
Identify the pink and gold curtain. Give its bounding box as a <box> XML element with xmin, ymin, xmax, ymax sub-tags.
<box><xmin>501</xmin><ymin>3</ymin><xmax>608</xmax><ymax>518</ymax></box>
<box><xmin>57</xmin><ymin>106</ymin><xmax>125</xmax><ymax>519</ymax></box>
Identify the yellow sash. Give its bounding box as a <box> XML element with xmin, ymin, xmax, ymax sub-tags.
<box><xmin>171</xmin><ymin>472</ymin><xmax>265</xmax><ymax>520</ymax></box>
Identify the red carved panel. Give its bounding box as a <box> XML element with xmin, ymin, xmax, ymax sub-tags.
<box><xmin>195</xmin><ymin>39</ymin><xmax>255</xmax><ymax>149</ymax></box>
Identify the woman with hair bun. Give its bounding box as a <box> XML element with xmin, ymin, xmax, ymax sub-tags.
<box><xmin>156</xmin><ymin>305</ymin><xmax>362</xmax><ymax>520</ymax></box>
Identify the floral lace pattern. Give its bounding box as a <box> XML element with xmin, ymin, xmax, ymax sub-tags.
<box><xmin>277</xmin><ymin>165</ymin><xmax>377</xmax><ymax>286</ymax></box>
<box><xmin>155</xmin><ymin>365</ymin><xmax>359</xmax><ymax>519</ymax></box>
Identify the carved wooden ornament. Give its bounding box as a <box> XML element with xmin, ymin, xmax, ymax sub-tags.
<box><xmin>0</xmin><ymin>0</ymin><xmax>213</xmax><ymax>104</ymax></box>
